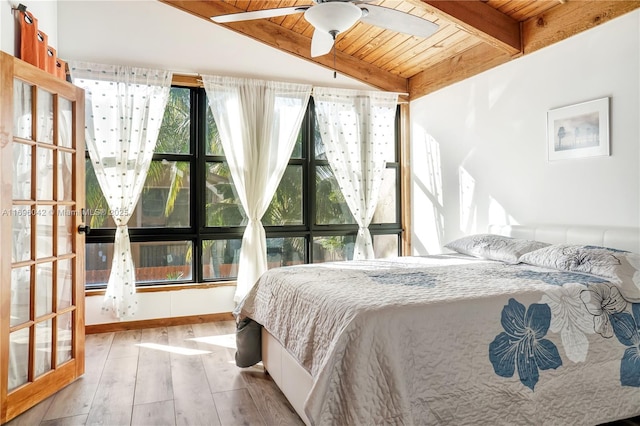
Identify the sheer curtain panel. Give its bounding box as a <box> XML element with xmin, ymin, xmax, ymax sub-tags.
<box><xmin>313</xmin><ymin>87</ymin><xmax>398</xmax><ymax>260</ymax></box>
<box><xmin>70</xmin><ymin>62</ymin><xmax>172</xmax><ymax>319</ymax></box>
<box><xmin>202</xmin><ymin>76</ymin><xmax>311</xmax><ymax>302</ymax></box>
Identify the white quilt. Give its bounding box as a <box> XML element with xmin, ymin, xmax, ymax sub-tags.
<box><xmin>236</xmin><ymin>255</ymin><xmax>640</xmax><ymax>425</ymax></box>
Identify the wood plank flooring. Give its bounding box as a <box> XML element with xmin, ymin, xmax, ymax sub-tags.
<box><xmin>6</xmin><ymin>319</ymin><xmax>640</xmax><ymax>426</ymax></box>
<box><xmin>5</xmin><ymin>321</ymin><xmax>304</xmax><ymax>426</ymax></box>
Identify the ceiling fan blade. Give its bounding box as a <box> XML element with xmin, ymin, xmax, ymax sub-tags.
<box><xmin>310</xmin><ymin>29</ymin><xmax>334</xmax><ymax>57</ymax></box>
<box><xmin>211</xmin><ymin>6</ymin><xmax>308</xmax><ymax>23</ymax></box>
<box><xmin>359</xmin><ymin>5</ymin><xmax>439</xmax><ymax>38</ymax></box>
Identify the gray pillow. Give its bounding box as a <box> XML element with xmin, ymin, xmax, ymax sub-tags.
<box><xmin>520</xmin><ymin>244</ymin><xmax>640</xmax><ymax>301</ymax></box>
<box><xmin>444</xmin><ymin>234</ymin><xmax>550</xmax><ymax>264</ymax></box>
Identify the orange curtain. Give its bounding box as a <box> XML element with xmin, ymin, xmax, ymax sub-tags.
<box><xmin>19</xmin><ymin>9</ymin><xmax>66</xmax><ymax>80</ymax></box>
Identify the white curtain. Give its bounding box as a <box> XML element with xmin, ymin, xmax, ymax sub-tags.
<box><xmin>70</xmin><ymin>62</ymin><xmax>172</xmax><ymax>319</ymax></box>
<box><xmin>313</xmin><ymin>87</ymin><xmax>398</xmax><ymax>260</ymax></box>
<box><xmin>202</xmin><ymin>76</ymin><xmax>311</xmax><ymax>302</ymax></box>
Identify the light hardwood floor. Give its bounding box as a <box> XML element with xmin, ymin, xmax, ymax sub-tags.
<box><xmin>5</xmin><ymin>321</ymin><xmax>304</xmax><ymax>426</ymax></box>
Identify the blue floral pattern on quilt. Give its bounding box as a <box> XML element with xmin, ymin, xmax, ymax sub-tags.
<box><xmin>514</xmin><ymin>270</ymin><xmax>609</xmax><ymax>286</ymax></box>
<box><xmin>489</xmin><ymin>299</ymin><xmax>562</xmax><ymax>390</ymax></box>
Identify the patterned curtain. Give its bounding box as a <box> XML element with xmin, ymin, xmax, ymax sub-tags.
<box><xmin>313</xmin><ymin>87</ymin><xmax>398</xmax><ymax>260</ymax></box>
<box><xmin>70</xmin><ymin>62</ymin><xmax>172</xmax><ymax>319</ymax></box>
<box><xmin>203</xmin><ymin>76</ymin><xmax>311</xmax><ymax>302</ymax></box>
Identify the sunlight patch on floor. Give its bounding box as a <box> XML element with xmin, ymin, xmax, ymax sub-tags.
<box><xmin>136</xmin><ymin>342</ymin><xmax>212</xmax><ymax>355</ymax></box>
<box><xmin>188</xmin><ymin>333</ymin><xmax>237</xmax><ymax>350</ymax></box>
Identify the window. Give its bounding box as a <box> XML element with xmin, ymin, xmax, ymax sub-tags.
<box><xmin>85</xmin><ymin>86</ymin><xmax>402</xmax><ymax>289</ymax></box>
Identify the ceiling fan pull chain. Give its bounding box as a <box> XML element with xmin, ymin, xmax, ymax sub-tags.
<box><xmin>332</xmin><ymin>30</ymin><xmax>337</xmax><ymax>79</ymax></box>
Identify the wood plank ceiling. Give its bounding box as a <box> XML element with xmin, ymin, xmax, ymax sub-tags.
<box><xmin>161</xmin><ymin>0</ymin><xmax>639</xmax><ymax>100</ymax></box>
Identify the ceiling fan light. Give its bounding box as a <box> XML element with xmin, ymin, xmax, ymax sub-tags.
<box><xmin>304</xmin><ymin>2</ymin><xmax>362</xmax><ymax>34</ymax></box>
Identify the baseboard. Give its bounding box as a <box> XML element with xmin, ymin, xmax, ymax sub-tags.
<box><xmin>85</xmin><ymin>312</ymin><xmax>235</xmax><ymax>334</ymax></box>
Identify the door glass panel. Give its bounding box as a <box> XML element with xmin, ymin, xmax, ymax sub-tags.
<box><xmin>36</xmin><ymin>208</ymin><xmax>54</xmax><ymax>258</ymax></box>
<box><xmin>58</xmin><ymin>151</ymin><xmax>73</xmax><ymax>201</ymax></box>
<box><xmin>12</xmin><ymin>207</ymin><xmax>31</xmax><ymax>262</ymax></box>
<box><xmin>36</xmin><ymin>88</ymin><xmax>54</xmax><ymax>144</ymax></box>
<box><xmin>35</xmin><ymin>320</ymin><xmax>53</xmax><ymax>378</ymax></box>
<box><xmin>36</xmin><ymin>147</ymin><xmax>54</xmax><ymax>200</ymax></box>
<box><xmin>12</xmin><ymin>142</ymin><xmax>32</xmax><ymax>199</ymax></box>
<box><xmin>57</xmin><ymin>312</ymin><xmax>73</xmax><ymax>366</ymax></box>
<box><xmin>57</xmin><ymin>206</ymin><xmax>73</xmax><ymax>256</ymax></box>
<box><xmin>13</xmin><ymin>79</ymin><xmax>32</xmax><ymax>140</ymax></box>
<box><xmin>10</xmin><ymin>266</ymin><xmax>31</xmax><ymax>326</ymax></box>
<box><xmin>36</xmin><ymin>262</ymin><xmax>53</xmax><ymax>317</ymax></box>
<box><xmin>58</xmin><ymin>97</ymin><xmax>73</xmax><ymax>148</ymax></box>
<box><xmin>8</xmin><ymin>327</ymin><xmax>30</xmax><ymax>391</ymax></box>
<box><xmin>57</xmin><ymin>259</ymin><xmax>72</xmax><ymax>310</ymax></box>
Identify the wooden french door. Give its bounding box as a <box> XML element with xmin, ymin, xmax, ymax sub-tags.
<box><xmin>0</xmin><ymin>52</ymin><xmax>86</xmax><ymax>423</ymax></box>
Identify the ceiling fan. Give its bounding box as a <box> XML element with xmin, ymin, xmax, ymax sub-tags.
<box><xmin>211</xmin><ymin>0</ymin><xmax>439</xmax><ymax>58</ymax></box>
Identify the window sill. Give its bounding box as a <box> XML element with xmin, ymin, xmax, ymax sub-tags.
<box><xmin>85</xmin><ymin>281</ymin><xmax>237</xmax><ymax>297</ymax></box>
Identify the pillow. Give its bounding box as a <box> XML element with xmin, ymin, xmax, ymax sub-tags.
<box><xmin>444</xmin><ymin>234</ymin><xmax>550</xmax><ymax>264</ymax></box>
<box><xmin>520</xmin><ymin>244</ymin><xmax>640</xmax><ymax>301</ymax></box>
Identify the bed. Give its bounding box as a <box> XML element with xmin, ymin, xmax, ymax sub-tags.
<box><xmin>234</xmin><ymin>225</ymin><xmax>640</xmax><ymax>425</ymax></box>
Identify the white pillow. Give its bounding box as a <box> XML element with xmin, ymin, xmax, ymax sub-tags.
<box><xmin>444</xmin><ymin>234</ymin><xmax>550</xmax><ymax>264</ymax></box>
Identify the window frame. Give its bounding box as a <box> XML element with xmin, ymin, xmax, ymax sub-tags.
<box><xmin>84</xmin><ymin>86</ymin><xmax>403</xmax><ymax>289</ymax></box>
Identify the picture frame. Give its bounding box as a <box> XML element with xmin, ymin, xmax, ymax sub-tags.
<box><xmin>547</xmin><ymin>97</ymin><xmax>610</xmax><ymax>161</ymax></box>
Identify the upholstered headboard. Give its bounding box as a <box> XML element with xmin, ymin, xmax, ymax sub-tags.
<box><xmin>488</xmin><ymin>224</ymin><xmax>640</xmax><ymax>254</ymax></box>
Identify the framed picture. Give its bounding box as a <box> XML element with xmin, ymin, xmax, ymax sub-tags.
<box><xmin>547</xmin><ymin>97</ymin><xmax>610</xmax><ymax>161</ymax></box>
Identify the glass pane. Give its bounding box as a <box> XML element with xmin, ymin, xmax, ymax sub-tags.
<box><xmin>35</xmin><ymin>319</ymin><xmax>52</xmax><ymax>378</ymax></box>
<box><xmin>57</xmin><ymin>259</ymin><xmax>73</xmax><ymax>310</ymax></box>
<box><xmin>313</xmin><ymin>235</ymin><xmax>355</xmax><ymax>263</ymax></box>
<box><xmin>11</xmin><ymin>266</ymin><xmax>31</xmax><ymax>326</ymax></box>
<box><xmin>371</xmin><ymin>168</ymin><xmax>398</xmax><ymax>224</ymax></box>
<box><xmin>291</xmin><ymin>129</ymin><xmax>302</xmax><ymax>158</ymax></box>
<box><xmin>12</xmin><ymin>206</ymin><xmax>31</xmax><ymax>262</ymax></box>
<box><xmin>36</xmin><ymin>207</ymin><xmax>54</xmax><ymax>258</ymax></box>
<box><xmin>205</xmin><ymin>106</ymin><xmax>224</xmax><ymax>155</ymax></box>
<box><xmin>36</xmin><ymin>262</ymin><xmax>53</xmax><ymax>317</ymax></box>
<box><xmin>205</xmin><ymin>162</ymin><xmax>245</xmax><ymax>227</ymax></box>
<box><xmin>85</xmin><ymin>158</ymin><xmax>109</xmax><ymax>229</ymax></box>
<box><xmin>263</xmin><ymin>166</ymin><xmax>302</xmax><ymax>226</ymax></box>
<box><xmin>315</xmin><ymin>166</ymin><xmax>355</xmax><ymax>225</ymax></box>
<box><xmin>8</xmin><ymin>327</ymin><xmax>30</xmax><ymax>391</ymax></box>
<box><xmin>266</xmin><ymin>237</ymin><xmax>305</xmax><ymax>268</ymax></box>
<box><xmin>202</xmin><ymin>239</ymin><xmax>241</xmax><ymax>279</ymax></box>
<box><xmin>58</xmin><ymin>151</ymin><xmax>73</xmax><ymax>201</ymax></box>
<box><xmin>57</xmin><ymin>312</ymin><xmax>73</xmax><ymax>366</ymax></box>
<box><xmin>36</xmin><ymin>88</ymin><xmax>54</xmax><ymax>143</ymax></box>
<box><xmin>57</xmin><ymin>206</ymin><xmax>74</xmax><ymax>256</ymax></box>
<box><xmin>85</xmin><ymin>243</ymin><xmax>112</xmax><ymax>288</ymax></box>
<box><xmin>130</xmin><ymin>161</ymin><xmax>191</xmax><ymax>228</ymax></box>
<box><xmin>373</xmin><ymin>234</ymin><xmax>399</xmax><ymax>258</ymax></box>
<box><xmin>13</xmin><ymin>79</ymin><xmax>32</xmax><ymax>140</ymax></box>
<box><xmin>36</xmin><ymin>147</ymin><xmax>54</xmax><ymax>200</ymax></box>
<box><xmin>58</xmin><ymin>97</ymin><xmax>73</xmax><ymax>148</ymax></box>
<box><xmin>136</xmin><ymin>241</ymin><xmax>192</xmax><ymax>284</ymax></box>
<box><xmin>13</xmin><ymin>142</ymin><xmax>32</xmax><ymax>199</ymax></box>
<box><xmin>313</xmin><ymin>118</ymin><xmax>325</xmax><ymax>160</ymax></box>
<box><xmin>155</xmin><ymin>88</ymin><xmax>190</xmax><ymax>154</ymax></box>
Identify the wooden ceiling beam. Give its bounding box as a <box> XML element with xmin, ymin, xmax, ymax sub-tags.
<box><xmin>408</xmin><ymin>42</ymin><xmax>512</xmax><ymax>100</ymax></box>
<box><xmin>523</xmin><ymin>1</ymin><xmax>640</xmax><ymax>54</ymax></box>
<box><xmin>416</xmin><ymin>0</ymin><xmax>522</xmax><ymax>55</ymax></box>
<box><xmin>159</xmin><ymin>0</ymin><xmax>408</xmax><ymax>94</ymax></box>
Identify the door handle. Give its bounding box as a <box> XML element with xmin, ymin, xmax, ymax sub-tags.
<box><xmin>78</xmin><ymin>224</ymin><xmax>91</xmax><ymax>235</ymax></box>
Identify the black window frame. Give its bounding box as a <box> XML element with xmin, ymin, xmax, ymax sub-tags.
<box><xmin>84</xmin><ymin>86</ymin><xmax>403</xmax><ymax>289</ymax></box>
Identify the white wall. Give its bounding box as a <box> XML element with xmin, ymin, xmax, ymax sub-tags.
<box><xmin>410</xmin><ymin>10</ymin><xmax>640</xmax><ymax>255</ymax></box>
<box><xmin>53</xmin><ymin>0</ymin><xmax>373</xmax><ymax>325</ymax></box>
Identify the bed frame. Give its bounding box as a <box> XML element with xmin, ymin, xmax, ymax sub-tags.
<box><xmin>261</xmin><ymin>224</ymin><xmax>640</xmax><ymax>425</ymax></box>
